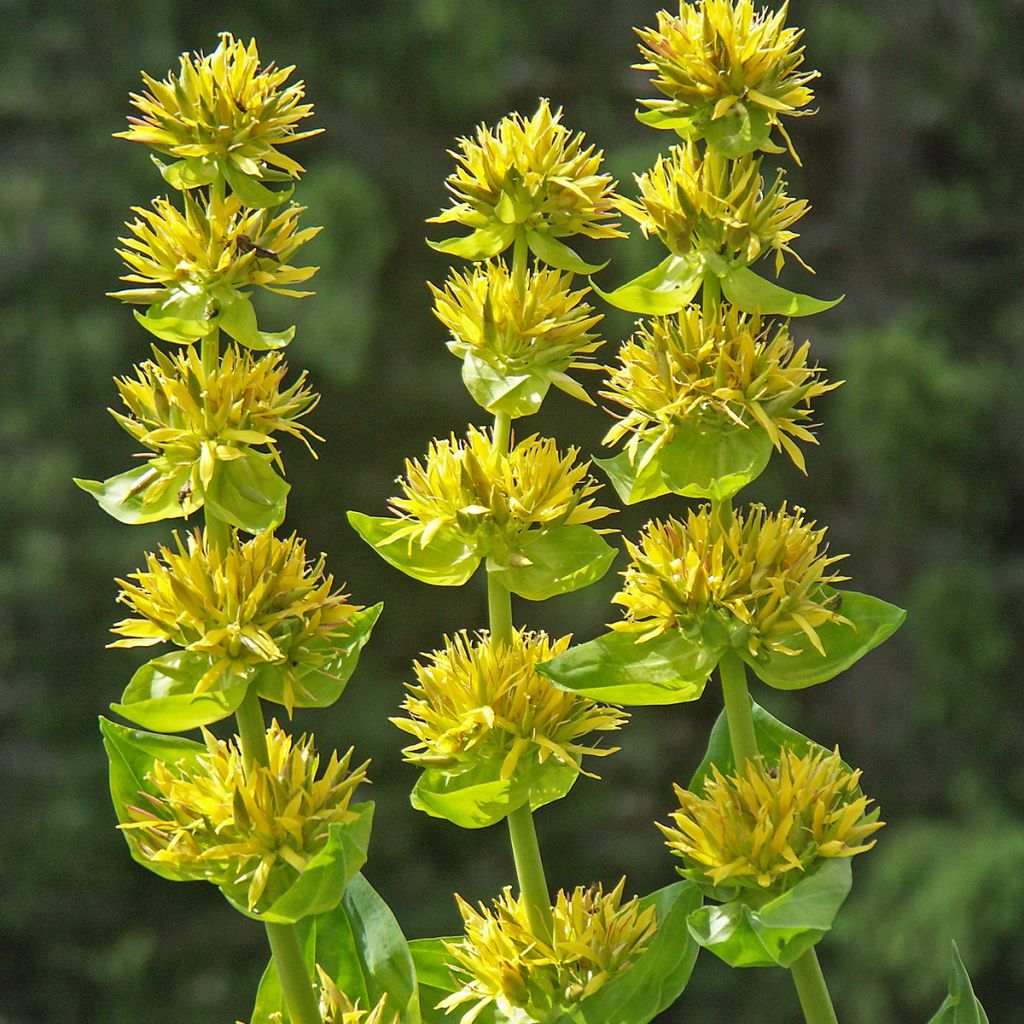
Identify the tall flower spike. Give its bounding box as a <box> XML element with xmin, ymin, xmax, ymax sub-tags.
<box><xmin>393</xmin><ymin>629</ymin><xmax>626</xmax><ymax>780</ymax></box>
<box><xmin>121</xmin><ymin>722</ymin><xmax>368</xmax><ymax>912</ymax></box>
<box><xmin>442</xmin><ymin>880</ymin><xmax>657</xmax><ymax>1023</ymax></box>
<box><xmin>659</xmin><ymin>746</ymin><xmax>883</xmax><ymax>898</ymax></box>
<box><xmin>614</xmin><ymin>504</ymin><xmax>849</xmax><ymax>655</ymax></box>
<box><xmin>636</xmin><ymin>0</ymin><xmax>818</xmax><ymax>162</ymax></box>
<box><xmin>601</xmin><ymin>306</ymin><xmax>837</xmax><ymax>472</ymax></box>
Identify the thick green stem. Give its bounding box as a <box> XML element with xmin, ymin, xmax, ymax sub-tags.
<box><xmin>265</xmin><ymin>922</ymin><xmax>323</xmax><ymax>1024</ymax></box>
<box><xmin>492</xmin><ymin>410</ymin><xmax>512</xmax><ymax>456</ymax></box>
<box><xmin>512</xmin><ymin>228</ymin><xmax>529</xmax><ymax>296</ymax></box>
<box><xmin>235</xmin><ymin>686</ymin><xmax>270</xmax><ymax>772</ymax></box>
<box><xmin>506</xmin><ymin>802</ymin><xmax>554</xmax><ymax>939</ymax></box>
<box><xmin>790</xmin><ymin>948</ymin><xmax>840</xmax><ymax>1024</ymax></box>
<box><xmin>718</xmin><ymin>650</ymin><xmax>759</xmax><ymax>766</ymax></box>
<box><xmin>200</xmin><ymin>329</ymin><xmax>231</xmax><ymax>554</ymax></box>
<box><xmin>702</xmin><ymin>269</ymin><xmax>721</xmax><ymax>324</ymax></box>
<box><xmin>487</xmin><ymin>571</ymin><xmax>514</xmax><ymax>646</ymax></box>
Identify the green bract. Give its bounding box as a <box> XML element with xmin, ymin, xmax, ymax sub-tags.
<box><xmin>926</xmin><ymin>943</ymin><xmax>991</xmax><ymax>1024</ymax></box>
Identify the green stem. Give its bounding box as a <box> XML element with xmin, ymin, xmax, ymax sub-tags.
<box><xmin>200</xmin><ymin>329</ymin><xmax>231</xmax><ymax>554</ymax></box>
<box><xmin>506</xmin><ymin>802</ymin><xmax>554</xmax><ymax>939</ymax></box>
<box><xmin>718</xmin><ymin>649</ymin><xmax>759</xmax><ymax>766</ymax></box>
<box><xmin>234</xmin><ymin>686</ymin><xmax>270</xmax><ymax>772</ymax></box>
<box><xmin>701</xmin><ymin>269</ymin><xmax>721</xmax><ymax>324</ymax></box>
<box><xmin>511</xmin><ymin>228</ymin><xmax>529</xmax><ymax>296</ymax></box>
<box><xmin>265</xmin><ymin>922</ymin><xmax>323</xmax><ymax>1024</ymax></box>
<box><xmin>492</xmin><ymin>410</ymin><xmax>512</xmax><ymax>456</ymax></box>
<box><xmin>487</xmin><ymin>571</ymin><xmax>514</xmax><ymax>646</ymax></box>
<box><xmin>790</xmin><ymin>948</ymin><xmax>840</xmax><ymax>1024</ymax></box>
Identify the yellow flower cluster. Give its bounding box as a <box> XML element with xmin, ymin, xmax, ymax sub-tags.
<box><xmin>431</xmin><ymin>99</ymin><xmax>622</xmax><ymax>242</ymax></box>
<box><xmin>619</xmin><ymin>143</ymin><xmax>809</xmax><ymax>273</ymax></box>
<box><xmin>601</xmin><ymin>306</ymin><xmax>835</xmax><ymax>471</ymax></box>
<box><xmin>660</xmin><ymin>746</ymin><xmax>883</xmax><ymax>896</ymax></box>
<box><xmin>116</xmin><ymin>33</ymin><xmax>321</xmax><ymax>181</ymax></box>
<box><xmin>614</xmin><ymin>504</ymin><xmax>849</xmax><ymax>656</ymax></box>
<box><xmin>315</xmin><ymin>968</ymin><xmax>398</xmax><ymax>1024</ymax></box>
<box><xmin>442</xmin><ymin>879</ymin><xmax>657</xmax><ymax>1023</ymax></box>
<box><xmin>387</xmin><ymin>426</ymin><xmax>614</xmax><ymax>553</ymax></box>
<box><xmin>122</xmin><ymin>722</ymin><xmax>368</xmax><ymax>911</ymax></box>
<box><xmin>393</xmin><ymin>629</ymin><xmax>626</xmax><ymax>779</ymax></box>
<box><xmin>111</xmin><ymin>192</ymin><xmax>321</xmax><ymax>310</ymax></box>
<box><xmin>431</xmin><ymin>261</ymin><xmax>602</xmax><ymax>380</ymax></box>
<box><xmin>110</xmin><ymin>529</ymin><xmax>359</xmax><ymax>706</ymax></box>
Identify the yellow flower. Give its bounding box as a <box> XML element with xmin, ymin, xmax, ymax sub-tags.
<box><xmin>393</xmin><ymin>629</ymin><xmax>626</xmax><ymax>780</ymax></box>
<box><xmin>619</xmin><ymin>143</ymin><xmax>809</xmax><ymax>274</ymax></box>
<box><xmin>614</xmin><ymin>504</ymin><xmax>849</xmax><ymax>656</ymax></box>
<box><xmin>659</xmin><ymin>746</ymin><xmax>883</xmax><ymax>897</ymax></box>
<box><xmin>116</xmin><ymin>33</ymin><xmax>320</xmax><ymax>186</ymax></box>
<box><xmin>431</xmin><ymin>99</ymin><xmax>622</xmax><ymax>243</ymax></box>
<box><xmin>431</xmin><ymin>260</ymin><xmax>602</xmax><ymax>403</ymax></box>
<box><xmin>442</xmin><ymin>879</ymin><xmax>657</xmax><ymax>1023</ymax></box>
<box><xmin>601</xmin><ymin>306</ymin><xmax>836</xmax><ymax>472</ymax></box>
<box><xmin>110</xmin><ymin>529</ymin><xmax>360</xmax><ymax>709</ymax></box>
<box><xmin>110</xmin><ymin>191</ymin><xmax>321</xmax><ymax>312</ymax></box>
<box><xmin>121</xmin><ymin>722</ymin><xmax>368</xmax><ymax>911</ymax></box>
<box><xmin>315</xmin><ymin>968</ymin><xmax>398</xmax><ymax>1024</ymax></box>
<box><xmin>636</xmin><ymin>0</ymin><xmax>817</xmax><ymax>159</ymax></box>
<box><xmin>387</xmin><ymin>426</ymin><xmax>614</xmax><ymax>557</ymax></box>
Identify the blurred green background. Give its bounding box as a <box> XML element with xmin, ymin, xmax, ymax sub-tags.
<box><xmin>2</xmin><ymin>1</ymin><xmax>1022</xmax><ymax>1021</ymax></box>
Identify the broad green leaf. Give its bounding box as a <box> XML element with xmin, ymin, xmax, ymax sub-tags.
<box><xmin>348</xmin><ymin>512</ymin><xmax>480</xmax><ymax>587</ymax></box>
<box><xmin>592</xmin><ymin>255</ymin><xmax>702</xmax><ymax>315</ymax></box>
<box><xmin>721</xmin><ymin>265</ymin><xmax>843</xmax><ymax>317</ymax></box>
<box><xmin>75</xmin><ymin>464</ymin><xmax>197</xmax><ymax>525</ymax></box>
<box><xmin>526</xmin><ymin>229</ymin><xmax>606</xmax><ymax>275</ymax></box>
<box><xmin>659</xmin><ymin>417</ymin><xmax>774</xmax><ymax>500</ymax></box>
<box><xmin>224</xmin><ymin>803</ymin><xmax>374</xmax><ymax>924</ymax></box>
<box><xmin>740</xmin><ymin>590</ymin><xmax>907</xmax><ymax>690</ymax></box>
<box><xmin>112</xmin><ymin>650</ymin><xmax>250</xmax><ymax>731</ymax></box>
<box><xmin>428</xmin><ymin>223</ymin><xmax>516</xmax><ymax>261</ymax></box>
<box><xmin>488</xmin><ymin>524</ymin><xmax>616</xmax><ymax>601</ymax></box>
<box><xmin>253</xmin><ymin>604</ymin><xmax>383</xmax><ymax>710</ymax></box>
<box><xmin>461</xmin><ymin>349</ymin><xmax>548</xmax><ymax>418</ymax></box>
<box><xmin>703</xmin><ymin>105</ymin><xmax>773</xmax><ymax>158</ymax></box>
<box><xmin>635</xmin><ymin>108</ymin><xmax>695</xmax><ymax>136</ymax></box>
<box><xmin>595</xmin><ymin>449</ymin><xmax>674</xmax><ymax>506</ymax></box>
<box><xmin>223</xmin><ymin>161</ymin><xmax>292</xmax><ymax>208</ymax></box>
<box><xmin>217</xmin><ymin>292</ymin><xmax>293</xmax><ymax>351</ymax></box>
<box><xmin>538</xmin><ymin>626</ymin><xmax>725</xmax><ymax>706</ymax></box>
<box><xmin>151</xmin><ymin>154</ymin><xmax>218</xmax><ymax>190</ymax></box>
<box><xmin>927</xmin><ymin>942</ymin><xmax>990</xmax><ymax>1024</ymax></box>
<box><xmin>204</xmin><ymin>451</ymin><xmax>289</xmax><ymax>534</ymax></box>
<box><xmin>133</xmin><ymin>307</ymin><xmax>214</xmax><ymax>344</ymax></box>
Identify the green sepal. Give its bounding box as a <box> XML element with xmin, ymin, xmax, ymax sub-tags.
<box><xmin>538</xmin><ymin>624</ymin><xmax>726</xmax><ymax>706</ymax></box>
<box><xmin>222</xmin><ymin>160</ymin><xmax>293</xmax><ymax>208</ymax></box>
<box><xmin>252</xmin><ymin>604</ymin><xmax>384</xmax><ymax>710</ymax></box>
<box><xmin>347</xmin><ymin>512</ymin><xmax>480</xmax><ymax>587</ymax></box>
<box><xmin>591</xmin><ymin>255</ymin><xmax>702</xmax><ymax>315</ymax></box>
<box><xmin>428</xmin><ymin>223</ymin><xmax>516</xmax><ymax>261</ymax></box>
<box><xmin>204</xmin><ymin>450</ymin><xmax>289</xmax><ymax>534</ymax></box>
<box><xmin>133</xmin><ymin>307</ymin><xmax>214</xmax><ymax>344</ymax></box>
<box><xmin>461</xmin><ymin>349</ymin><xmax>549</xmax><ymax>418</ymax></box>
<box><xmin>151</xmin><ymin>154</ymin><xmax>218</xmax><ymax>190</ymax></box>
<box><xmin>98</xmin><ymin>716</ymin><xmax>206</xmax><ymax>882</ymax></box>
<box><xmin>926</xmin><ymin>942</ymin><xmax>990</xmax><ymax>1024</ymax></box>
<box><xmin>410</xmin><ymin>756</ymin><xmax>579</xmax><ymax>830</ymax></box>
<box><xmin>487</xmin><ymin>524</ymin><xmax>616</xmax><ymax>601</ymax></box>
<box><xmin>721</xmin><ymin>265</ymin><xmax>843</xmax><ymax>317</ymax></box>
<box><xmin>217</xmin><ymin>291</ymin><xmax>295</xmax><ymax>351</ymax></box>
<box><xmin>739</xmin><ymin>590</ymin><xmax>907</xmax><ymax>690</ymax></box>
<box><xmin>635</xmin><ymin>107</ymin><xmax>696</xmax><ymax>136</ymax></box>
<box><xmin>75</xmin><ymin>463</ymin><xmax>199</xmax><ymax>525</ymax></box>
<box><xmin>686</xmin><ymin>858</ymin><xmax>853</xmax><ymax>969</ymax></box>
<box><xmin>111</xmin><ymin>650</ymin><xmax>251</xmax><ymax>732</ymax></box>
<box><xmin>703</xmin><ymin>105</ymin><xmax>773</xmax><ymax>159</ymax></box>
<box><xmin>252</xmin><ymin>873</ymin><xmax>419</xmax><ymax>1024</ymax></box>
<box><xmin>222</xmin><ymin>803</ymin><xmax>375</xmax><ymax>925</ymax></box>
<box><xmin>526</xmin><ymin>229</ymin><xmax>607</xmax><ymax>275</ymax></box>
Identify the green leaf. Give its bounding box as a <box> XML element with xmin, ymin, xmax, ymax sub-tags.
<box><xmin>224</xmin><ymin>804</ymin><xmax>375</xmax><ymax>924</ymax></box>
<box><xmin>204</xmin><ymin>451</ymin><xmax>289</xmax><ymax>534</ymax></box>
<box><xmin>488</xmin><ymin>524</ymin><xmax>616</xmax><ymax>601</ymax></box>
<box><xmin>538</xmin><ymin>627</ymin><xmax>725</xmax><ymax>706</ymax></box>
<box><xmin>347</xmin><ymin>512</ymin><xmax>480</xmax><ymax>587</ymax></box>
<box><xmin>635</xmin><ymin>108</ymin><xmax>695</xmax><ymax>136</ymax></box>
<box><xmin>75</xmin><ymin>464</ymin><xmax>197</xmax><ymax>525</ymax></box>
<box><xmin>112</xmin><ymin>650</ymin><xmax>251</xmax><ymax>731</ymax></box>
<box><xmin>526</xmin><ymin>229</ymin><xmax>607</xmax><ymax>275</ymax></box>
<box><xmin>659</xmin><ymin>417</ymin><xmax>774</xmax><ymax>500</ymax></box>
<box><xmin>151</xmin><ymin>154</ymin><xmax>218</xmax><ymax>190</ymax></box>
<box><xmin>740</xmin><ymin>590</ymin><xmax>907</xmax><ymax>690</ymax></box>
<box><xmin>461</xmin><ymin>349</ymin><xmax>549</xmax><ymax>418</ymax></box>
<box><xmin>703</xmin><ymin>105</ymin><xmax>773</xmax><ymax>159</ymax></box>
<box><xmin>223</xmin><ymin>161</ymin><xmax>292</xmax><ymax>208</ymax></box>
<box><xmin>687</xmin><ymin>859</ymin><xmax>853</xmax><ymax>968</ymax></box>
<box><xmin>926</xmin><ymin>942</ymin><xmax>990</xmax><ymax>1024</ymax></box>
<box><xmin>721</xmin><ymin>265</ymin><xmax>843</xmax><ymax>317</ymax></box>
<box><xmin>592</xmin><ymin>255</ymin><xmax>702</xmax><ymax>315</ymax></box>
<box><xmin>595</xmin><ymin>449</ymin><xmax>674</xmax><ymax>506</ymax></box>
<box><xmin>134</xmin><ymin>307</ymin><xmax>213</xmax><ymax>344</ymax></box>
<box><xmin>253</xmin><ymin>604</ymin><xmax>384</xmax><ymax>710</ymax></box>
<box><xmin>428</xmin><ymin>223</ymin><xmax>516</xmax><ymax>261</ymax></box>
<box><xmin>216</xmin><ymin>292</ymin><xmax>293</xmax><ymax>351</ymax></box>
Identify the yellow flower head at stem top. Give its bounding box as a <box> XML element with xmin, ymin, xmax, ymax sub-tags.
<box><xmin>393</xmin><ymin>628</ymin><xmax>626</xmax><ymax>780</ymax></box>
<box><xmin>315</xmin><ymin>969</ymin><xmax>398</xmax><ymax>1024</ymax></box>
<box><xmin>442</xmin><ymin>879</ymin><xmax>657</xmax><ymax>1024</ymax></box>
<box><xmin>659</xmin><ymin>746</ymin><xmax>883</xmax><ymax>899</ymax></box>
<box><xmin>117</xmin><ymin>33</ymin><xmax>321</xmax><ymax>189</ymax></box>
<box><xmin>619</xmin><ymin>143</ymin><xmax>809</xmax><ymax>274</ymax></box>
<box><xmin>110</xmin><ymin>529</ymin><xmax>360</xmax><ymax>710</ymax></box>
<box><xmin>602</xmin><ymin>306</ymin><xmax>836</xmax><ymax>472</ymax></box>
<box><xmin>636</xmin><ymin>0</ymin><xmax>818</xmax><ymax>161</ymax></box>
<box><xmin>614</xmin><ymin>503</ymin><xmax>849</xmax><ymax>656</ymax></box>
<box><xmin>121</xmin><ymin>722</ymin><xmax>368</xmax><ymax>912</ymax></box>
<box><xmin>431</xmin><ymin>99</ymin><xmax>623</xmax><ymax>244</ymax></box>
<box><xmin>388</xmin><ymin>426</ymin><xmax>615</xmax><ymax>558</ymax></box>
